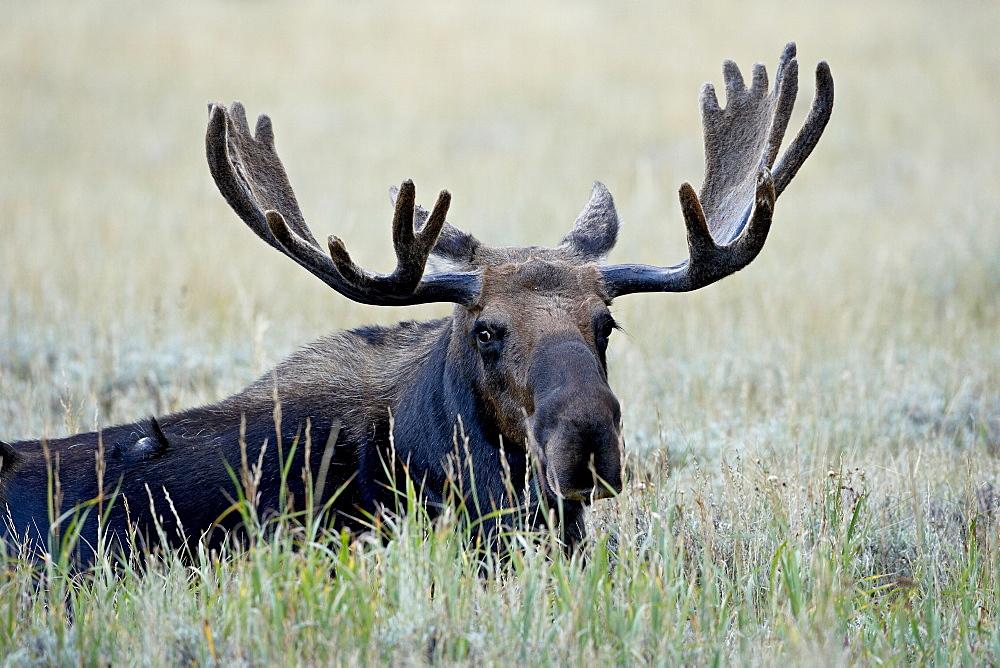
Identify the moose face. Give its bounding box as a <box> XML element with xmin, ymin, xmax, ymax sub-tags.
<box><xmin>455</xmin><ymin>258</ymin><xmax>623</xmax><ymax>502</ymax></box>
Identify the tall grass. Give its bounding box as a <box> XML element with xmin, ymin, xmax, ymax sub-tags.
<box><xmin>1</xmin><ymin>0</ymin><xmax>998</xmax><ymax>663</ymax></box>
<box><xmin>1</xmin><ymin>457</ymin><xmax>997</xmax><ymax>663</ymax></box>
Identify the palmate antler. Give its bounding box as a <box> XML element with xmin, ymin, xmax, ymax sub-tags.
<box><xmin>600</xmin><ymin>43</ymin><xmax>834</xmax><ymax>297</ymax></box>
<box><xmin>205</xmin><ymin>102</ymin><xmax>481</xmax><ymax>306</ymax></box>
<box><xmin>206</xmin><ymin>44</ymin><xmax>830</xmax><ymax>305</ymax></box>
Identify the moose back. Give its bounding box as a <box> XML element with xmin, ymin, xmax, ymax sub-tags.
<box><xmin>0</xmin><ymin>45</ymin><xmax>832</xmax><ymax>563</ymax></box>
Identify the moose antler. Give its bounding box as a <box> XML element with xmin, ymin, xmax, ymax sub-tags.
<box><xmin>206</xmin><ymin>102</ymin><xmax>481</xmax><ymax>306</ymax></box>
<box><xmin>601</xmin><ymin>43</ymin><xmax>833</xmax><ymax>297</ymax></box>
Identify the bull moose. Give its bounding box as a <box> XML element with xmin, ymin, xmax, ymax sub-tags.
<box><xmin>0</xmin><ymin>44</ymin><xmax>832</xmax><ymax>563</ymax></box>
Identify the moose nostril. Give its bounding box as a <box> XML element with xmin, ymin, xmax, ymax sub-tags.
<box><xmin>534</xmin><ymin>412</ymin><xmax>623</xmax><ymax>502</ymax></box>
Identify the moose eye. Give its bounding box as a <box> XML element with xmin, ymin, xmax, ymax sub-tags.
<box><xmin>473</xmin><ymin>322</ymin><xmax>501</xmax><ymax>348</ymax></box>
<box><xmin>472</xmin><ymin>322</ymin><xmax>505</xmax><ymax>364</ymax></box>
<box><xmin>596</xmin><ymin>316</ymin><xmax>617</xmax><ymax>350</ymax></box>
<box><xmin>599</xmin><ymin>320</ymin><xmax>615</xmax><ymax>340</ymax></box>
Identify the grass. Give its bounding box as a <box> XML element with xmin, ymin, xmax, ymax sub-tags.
<box><xmin>1</xmin><ymin>0</ymin><xmax>998</xmax><ymax>664</ymax></box>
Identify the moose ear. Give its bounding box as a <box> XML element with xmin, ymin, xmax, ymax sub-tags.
<box><xmin>389</xmin><ymin>185</ymin><xmax>481</xmax><ymax>269</ymax></box>
<box><xmin>558</xmin><ymin>182</ymin><xmax>620</xmax><ymax>261</ymax></box>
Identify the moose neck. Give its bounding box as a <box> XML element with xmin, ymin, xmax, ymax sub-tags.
<box><xmin>389</xmin><ymin>316</ymin><xmax>586</xmax><ymax>548</ymax></box>
<box><xmin>391</xmin><ymin>322</ymin><xmax>522</xmax><ymax>497</ymax></box>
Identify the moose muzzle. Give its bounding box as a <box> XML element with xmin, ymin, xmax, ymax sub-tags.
<box><xmin>527</xmin><ymin>334</ymin><xmax>623</xmax><ymax>502</ymax></box>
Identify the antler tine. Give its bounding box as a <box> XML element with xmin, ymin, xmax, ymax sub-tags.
<box><xmin>206</xmin><ymin>102</ymin><xmax>318</xmax><ymax>252</ymax></box>
<box><xmin>291</xmin><ymin>181</ymin><xmax>454</xmax><ymax>299</ymax></box>
<box><xmin>773</xmin><ymin>60</ymin><xmax>834</xmax><ymax>196</ymax></box>
<box><xmin>600</xmin><ymin>44</ymin><xmax>832</xmax><ymax>298</ymax></box>
<box><xmin>207</xmin><ymin>102</ymin><xmax>481</xmax><ymax>306</ymax></box>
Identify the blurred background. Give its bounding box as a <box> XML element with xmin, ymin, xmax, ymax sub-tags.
<box><xmin>1</xmin><ymin>2</ymin><xmax>996</xmax><ymax>487</ymax></box>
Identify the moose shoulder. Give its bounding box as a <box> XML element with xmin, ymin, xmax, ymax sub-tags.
<box><xmin>0</xmin><ymin>44</ymin><xmax>833</xmax><ymax>563</ymax></box>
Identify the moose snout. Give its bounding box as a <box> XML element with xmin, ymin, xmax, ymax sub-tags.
<box><xmin>528</xmin><ymin>336</ymin><xmax>624</xmax><ymax>502</ymax></box>
<box><xmin>535</xmin><ymin>411</ymin><xmax>623</xmax><ymax>502</ymax></box>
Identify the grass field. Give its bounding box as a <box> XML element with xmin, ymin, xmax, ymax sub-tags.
<box><xmin>1</xmin><ymin>0</ymin><xmax>999</xmax><ymax>664</ymax></box>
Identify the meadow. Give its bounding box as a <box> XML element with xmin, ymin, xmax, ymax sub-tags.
<box><xmin>1</xmin><ymin>1</ymin><xmax>998</xmax><ymax>664</ymax></box>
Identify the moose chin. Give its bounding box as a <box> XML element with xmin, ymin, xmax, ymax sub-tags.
<box><xmin>0</xmin><ymin>44</ymin><xmax>832</xmax><ymax>565</ymax></box>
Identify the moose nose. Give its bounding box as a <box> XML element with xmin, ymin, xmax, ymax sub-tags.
<box><xmin>528</xmin><ymin>335</ymin><xmax>623</xmax><ymax>502</ymax></box>
<box><xmin>537</xmin><ymin>407</ymin><xmax>624</xmax><ymax>502</ymax></box>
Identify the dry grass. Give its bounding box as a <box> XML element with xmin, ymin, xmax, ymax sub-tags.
<box><xmin>1</xmin><ymin>0</ymin><xmax>998</xmax><ymax>663</ymax></box>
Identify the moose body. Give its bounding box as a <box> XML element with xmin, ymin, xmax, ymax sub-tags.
<box><xmin>0</xmin><ymin>45</ymin><xmax>833</xmax><ymax>564</ymax></box>
<box><xmin>2</xmin><ymin>314</ymin><xmax>591</xmax><ymax>560</ymax></box>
